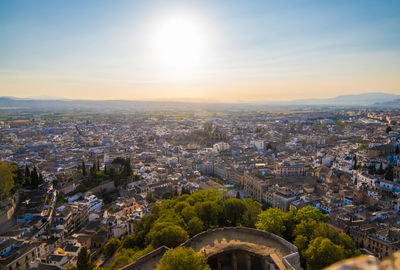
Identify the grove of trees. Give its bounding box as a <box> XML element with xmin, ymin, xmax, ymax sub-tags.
<box><xmin>156</xmin><ymin>247</ymin><xmax>210</xmax><ymax>270</ymax></box>
<box><xmin>0</xmin><ymin>162</ymin><xmax>16</xmax><ymax>199</ymax></box>
<box><xmin>93</xmin><ymin>189</ymin><xmax>359</xmax><ymax>270</ymax></box>
<box><xmin>98</xmin><ymin>190</ymin><xmax>260</xmax><ymax>270</ymax></box>
<box><xmin>256</xmin><ymin>207</ymin><xmax>360</xmax><ymax>269</ymax></box>
<box><xmin>0</xmin><ymin>162</ymin><xmax>46</xmax><ymax>200</ymax></box>
<box><xmin>75</xmin><ymin>157</ymin><xmax>140</xmax><ymax>194</ymax></box>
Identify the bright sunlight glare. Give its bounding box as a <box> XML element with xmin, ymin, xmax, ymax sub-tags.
<box><xmin>151</xmin><ymin>15</ymin><xmax>207</xmax><ymax>80</ymax></box>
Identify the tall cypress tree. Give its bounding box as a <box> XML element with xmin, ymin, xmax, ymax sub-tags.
<box><xmin>89</xmin><ymin>164</ymin><xmax>96</xmax><ymax>178</ymax></box>
<box><xmin>82</xmin><ymin>161</ymin><xmax>87</xmax><ymax>176</ymax></box>
<box><xmin>38</xmin><ymin>173</ymin><xmax>43</xmax><ymax>184</ymax></box>
<box><xmin>378</xmin><ymin>162</ymin><xmax>384</xmax><ymax>175</ymax></box>
<box><xmin>236</xmin><ymin>191</ymin><xmax>241</xmax><ymax>199</ymax></box>
<box><xmin>122</xmin><ymin>158</ymin><xmax>132</xmax><ymax>177</ymax></box>
<box><xmin>353</xmin><ymin>156</ymin><xmax>357</xmax><ymax>170</ymax></box>
<box><xmin>31</xmin><ymin>167</ymin><xmax>39</xmax><ymax>186</ymax></box>
<box><xmin>25</xmin><ymin>165</ymin><xmax>30</xmax><ymax>177</ymax></box>
<box><xmin>384</xmin><ymin>165</ymin><xmax>393</xmax><ymax>181</ymax></box>
<box><xmin>77</xmin><ymin>246</ymin><xmax>95</xmax><ymax>270</ymax></box>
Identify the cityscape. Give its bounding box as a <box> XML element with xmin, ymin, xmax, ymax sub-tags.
<box><xmin>1</xmin><ymin>1</ymin><xmax>400</xmax><ymax>270</ymax></box>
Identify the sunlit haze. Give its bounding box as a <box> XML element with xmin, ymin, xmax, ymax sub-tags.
<box><xmin>0</xmin><ymin>0</ymin><xmax>399</xmax><ymax>101</ymax></box>
<box><xmin>151</xmin><ymin>14</ymin><xmax>208</xmax><ymax>80</ymax></box>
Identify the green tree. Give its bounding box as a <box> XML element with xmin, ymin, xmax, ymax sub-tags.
<box><xmin>174</xmin><ymin>201</ymin><xmax>190</xmax><ymax>215</ymax></box>
<box><xmin>293</xmin><ymin>219</ymin><xmax>319</xmax><ymax>241</ymax></box>
<box><xmin>151</xmin><ymin>225</ymin><xmax>189</xmax><ymax>248</ymax></box>
<box><xmin>108</xmin><ymin>166</ymin><xmax>117</xmax><ymax>180</ymax></box>
<box><xmin>293</xmin><ymin>235</ymin><xmax>308</xmax><ymax>252</ymax></box>
<box><xmin>156</xmin><ymin>247</ymin><xmax>210</xmax><ymax>270</ymax></box>
<box><xmin>181</xmin><ymin>206</ymin><xmax>197</xmax><ymax>223</ymax></box>
<box><xmin>112</xmin><ymin>157</ymin><xmax>126</xmax><ymax>165</ymax></box>
<box><xmin>76</xmin><ymin>246</ymin><xmax>95</xmax><ymax>270</ymax></box>
<box><xmin>0</xmin><ymin>162</ymin><xmax>16</xmax><ymax>199</ymax></box>
<box><xmin>359</xmin><ymin>144</ymin><xmax>367</xmax><ymax>150</ymax></box>
<box><xmin>304</xmin><ymin>237</ymin><xmax>345</xmax><ymax>270</ymax></box>
<box><xmin>38</xmin><ymin>173</ymin><xmax>43</xmax><ymax>184</ymax></box>
<box><xmin>377</xmin><ymin>162</ymin><xmax>384</xmax><ymax>175</ymax></box>
<box><xmin>311</xmin><ymin>222</ymin><xmax>338</xmax><ymax>241</ymax></box>
<box><xmin>337</xmin><ymin>233</ymin><xmax>360</xmax><ymax>258</ymax></box>
<box><xmin>195</xmin><ymin>201</ymin><xmax>221</xmax><ymax>228</ymax></box>
<box><xmin>222</xmin><ymin>198</ymin><xmax>247</xmax><ymax>226</ymax></box>
<box><xmin>109</xmin><ymin>255</ymin><xmax>132</xmax><ymax>270</ymax></box>
<box><xmin>103</xmin><ymin>238</ymin><xmax>121</xmax><ymax>257</ymax></box>
<box><xmin>293</xmin><ymin>234</ymin><xmax>309</xmax><ymax>266</ymax></box>
<box><xmin>236</xmin><ymin>191</ymin><xmax>241</xmax><ymax>199</ymax></box>
<box><xmin>386</xmin><ymin>126</ymin><xmax>392</xmax><ymax>133</ymax></box>
<box><xmin>30</xmin><ymin>166</ymin><xmax>40</xmax><ymax>186</ymax></box>
<box><xmin>384</xmin><ymin>164</ymin><xmax>393</xmax><ymax>181</ymax></box>
<box><xmin>89</xmin><ymin>164</ymin><xmax>97</xmax><ymax>179</ymax></box>
<box><xmin>256</xmin><ymin>208</ymin><xmax>287</xmax><ymax>237</ymax></box>
<box><xmin>294</xmin><ymin>206</ymin><xmax>329</xmax><ymax>224</ymax></box>
<box><xmin>82</xmin><ymin>161</ymin><xmax>87</xmax><ymax>176</ymax></box>
<box><xmin>122</xmin><ymin>158</ymin><xmax>132</xmax><ymax>177</ymax></box>
<box><xmin>181</xmin><ymin>187</ymin><xmax>191</xmax><ymax>195</ymax></box>
<box><xmin>243</xmin><ymin>198</ymin><xmax>262</xmax><ymax>228</ymax></box>
<box><xmin>122</xmin><ymin>234</ymin><xmax>137</xmax><ymax>249</ymax></box>
<box><xmin>187</xmin><ymin>217</ymin><xmax>204</xmax><ymax>237</ymax></box>
<box><xmin>56</xmin><ymin>191</ymin><xmax>65</xmax><ymax>206</ymax></box>
<box><xmin>24</xmin><ymin>165</ymin><xmax>30</xmax><ymax>178</ymax></box>
<box><xmin>190</xmin><ymin>190</ymin><xmax>221</xmax><ymax>204</ymax></box>
<box><xmin>353</xmin><ymin>156</ymin><xmax>357</xmax><ymax>170</ymax></box>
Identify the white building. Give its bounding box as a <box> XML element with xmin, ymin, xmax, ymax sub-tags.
<box><xmin>213</xmin><ymin>142</ymin><xmax>230</xmax><ymax>152</ymax></box>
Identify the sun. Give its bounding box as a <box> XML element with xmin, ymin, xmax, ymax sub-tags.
<box><xmin>151</xmin><ymin>15</ymin><xmax>207</xmax><ymax>79</ymax></box>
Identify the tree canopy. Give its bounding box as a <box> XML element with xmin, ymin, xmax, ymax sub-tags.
<box><xmin>102</xmin><ymin>191</ymin><xmax>357</xmax><ymax>270</ymax></box>
<box><xmin>103</xmin><ymin>238</ymin><xmax>121</xmax><ymax>257</ymax></box>
<box><xmin>304</xmin><ymin>237</ymin><xmax>345</xmax><ymax>270</ymax></box>
<box><xmin>151</xmin><ymin>224</ymin><xmax>189</xmax><ymax>248</ymax></box>
<box><xmin>256</xmin><ymin>206</ymin><xmax>359</xmax><ymax>269</ymax></box>
<box><xmin>77</xmin><ymin>247</ymin><xmax>95</xmax><ymax>270</ymax></box>
<box><xmin>0</xmin><ymin>162</ymin><xmax>16</xmax><ymax>199</ymax></box>
<box><xmin>156</xmin><ymin>247</ymin><xmax>210</xmax><ymax>270</ymax></box>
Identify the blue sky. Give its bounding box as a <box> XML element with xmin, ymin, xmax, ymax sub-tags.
<box><xmin>0</xmin><ymin>0</ymin><xmax>399</xmax><ymax>101</ymax></box>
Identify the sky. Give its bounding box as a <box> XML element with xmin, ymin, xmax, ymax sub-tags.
<box><xmin>0</xmin><ymin>0</ymin><xmax>399</xmax><ymax>102</ymax></box>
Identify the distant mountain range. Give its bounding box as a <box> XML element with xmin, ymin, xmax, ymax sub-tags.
<box><xmin>0</xmin><ymin>92</ymin><xmax>399</xmax><ymax>112</ymax></box>
<box><xmin>272</xmin><ymin>92</ymin><xmax>400</xmax><ymax>106</ymax></box>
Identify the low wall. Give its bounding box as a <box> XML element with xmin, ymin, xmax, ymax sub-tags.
<box><xmin>84</xmin><ymin>181</ymin><xmax>116</xmax><ymax>196</ymax></box>
<box><xmin>182</xmin><ymin>227</ymin><xmax>298</xmax><ymax>254</ymax></box>
<box><xmin>0</xmin><ymin>192</ymin><xmax>19</xmax><ymax>227</ymax></box>
<box><xmin>182</xmin><ymin>227</ymin><xmax>300</xmax><ymax>270</ymax></box>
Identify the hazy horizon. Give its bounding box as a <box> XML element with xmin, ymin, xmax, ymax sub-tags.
<box><xmin>1</xmin><ymin>91</ymin><xmax>399</xmax><ymax>104</ymax></box>
<box><xmin>1</xmin><ymin>0</ymin><xmax>400</xmax><ymax>101</ymax></box>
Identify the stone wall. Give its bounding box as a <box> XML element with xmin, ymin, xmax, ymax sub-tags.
<box><xmin>182</xmin><ymin>227</ymin><xmax>298</xmax><ymax>254</ymax></box>
<box><xmin>181</xmin><ymin>227</ymin><xmax>300</xmax><ymax>270</ymax></box>
<box><xmin>325</xmin><ymin>251</ymin><xmax>400</xmax><ymax>270</ymax></box>
<box><xmin>84</xmin><ymin>180</ymin><xmax>116</xmax><ymax>196</ymax></box>
<box><xmin>0</xmin><ymin>192</ymin><xmax>19</xmax><ymax>227</ymax></box>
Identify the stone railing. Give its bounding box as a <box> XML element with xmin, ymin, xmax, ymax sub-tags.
<box><xmin>181</xmin><ymin>226</ymin><xmax>298</xmax><ymax>254</ymax></box>
<box><xmin>324</xmin><ymin>251</ymin><xmax>400</xmax><ymax>270</ymax></box>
